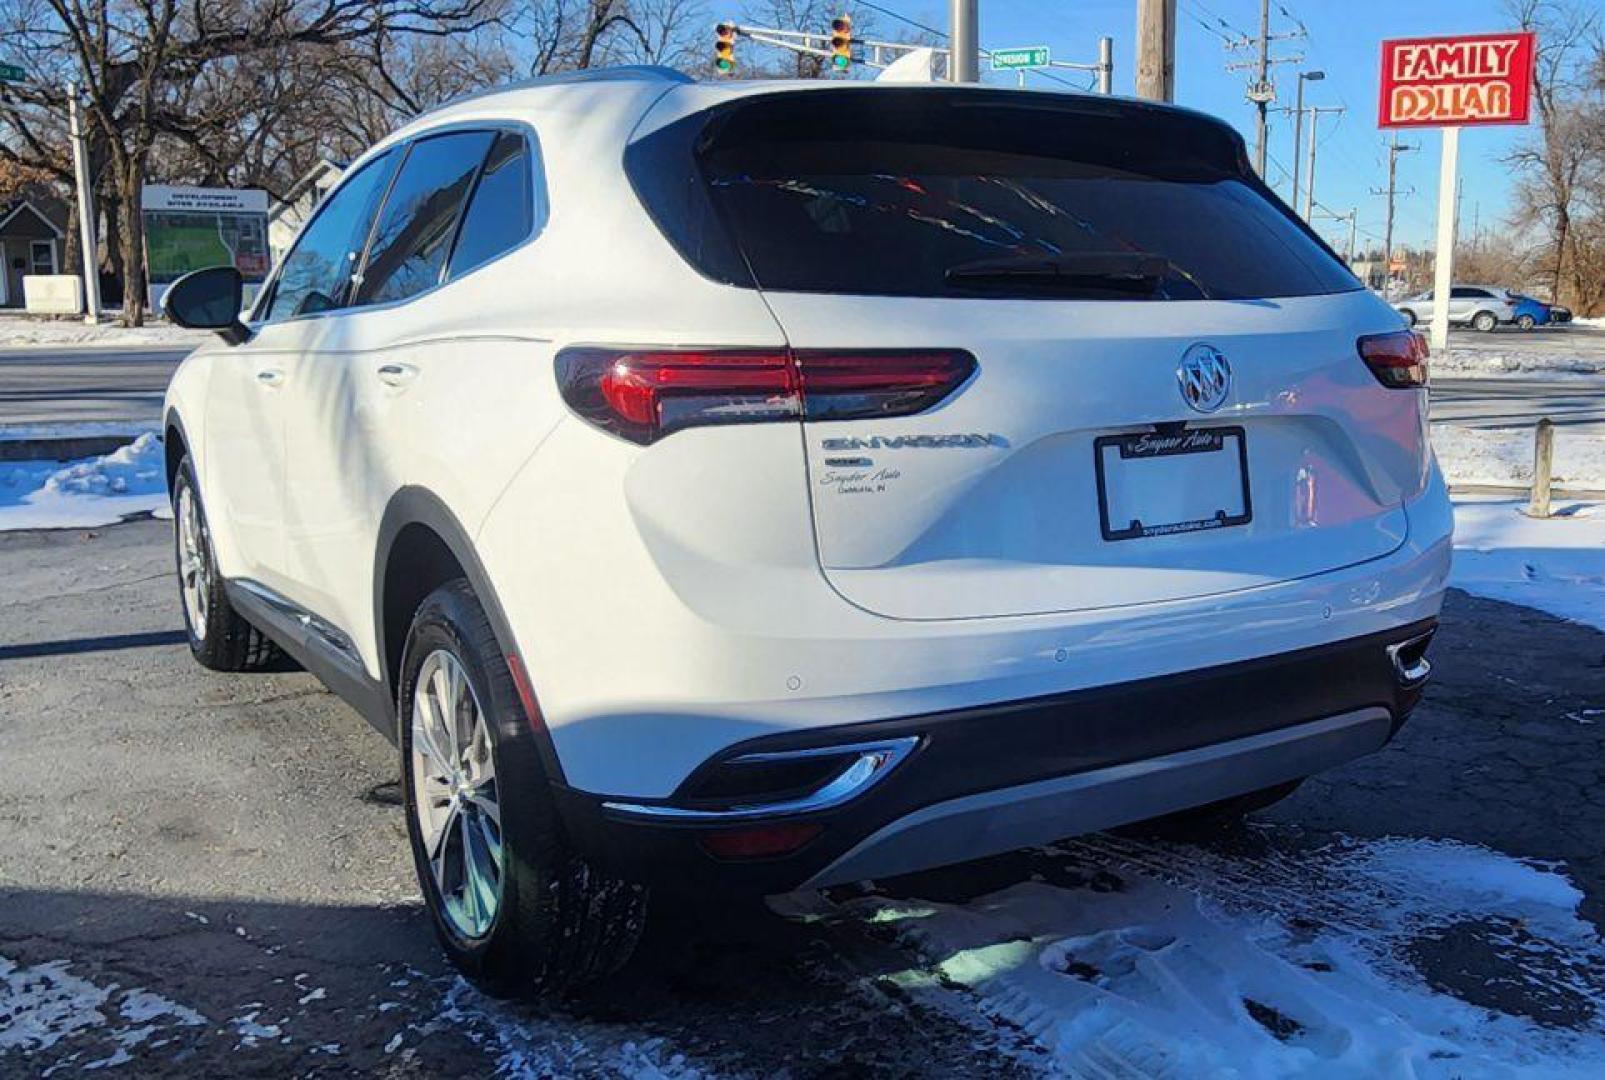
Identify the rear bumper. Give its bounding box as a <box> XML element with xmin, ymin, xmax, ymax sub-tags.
<box><xmin>552</xmin><ymin>618</ymin><xmax>1435</xmax><ymax>895</ymax></box>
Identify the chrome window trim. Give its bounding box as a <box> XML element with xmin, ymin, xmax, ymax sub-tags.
<box><xmin>252</xmin><ymin>118</ymin><xmax>549</xmax><ymax>329</ymax></box>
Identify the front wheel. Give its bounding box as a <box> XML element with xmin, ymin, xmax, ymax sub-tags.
<box><xmin>399</xmin><ymin>579</ymin><xmax>647</xmax><ymax>996</ymax></box>
<box><xmin>172</xmin><ymin>456</ymin><xmax>279</xmax><ymax>671</ymax></box>
<box><xmin>1399</xmin><ymin>309</ymin><xmax>1418</xmax><ymax>327</ymax></box>
<box><xmin>1516</xmin><ymin>314</ymin><xmax>1537</xmax><ymax>330</ymax></box>
<box><xmin>1472</xmin><ymin>311</ymin><xmax>1498</xmax><ymax>332</ymax></box>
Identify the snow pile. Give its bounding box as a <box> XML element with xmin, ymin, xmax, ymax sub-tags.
<box><xmin>1451</xmin><ymin>497</ymin><xmax>1605</xmax><ymax>632</ymax></box>
<box><xmin>1433</xmin><ymin>424</ymin><xmax>1605</xmax><ymax>490</ymax></box>
<box><xmin>1433</xmin><ymin>347</ymin><xmax>1604</xmax><ymax>378</ymax></box>
<box><xmin>0</xmin><ymin>431</ymin><xmax>171</xmax><ymax>530</ymax></box>
<box><xmin>820</xmin><ymin>833</ymin><xmax>1605</xmax><ymax>1077</ymax></box>
<box><xmin>0</xmin><ymin>314</ymin><xmax>206</xmax><ymax>350</ymax></box>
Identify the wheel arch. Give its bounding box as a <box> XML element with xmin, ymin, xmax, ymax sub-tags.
<box><xmin>163</xmin><ymin>410</ymin><xmax>191</xmax><ymax>500</ymax></box>
<box><xmin>373</xmin><ymin>487</ymin><xmax>568</xmax><ymax>783</ymax></box>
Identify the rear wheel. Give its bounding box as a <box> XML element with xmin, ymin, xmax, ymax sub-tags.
<box><xmin>399</xmin><ymin>579</ymin><xmax>647</xmax><ymax>996</ymax></box>
<box><xmin>1516</xmin><ymin>314</ymin><xmax>1537</xmax><ymax>330</ymax></box>
<box><xmin>1472</xmin><ymin>310</ymin><xmax>1498</xmax><ymax>332</ymax></box>
<box><xmin>172</xmin><ymin>456</ymin><xmax>279</xmax><ymax>671</ymax></box>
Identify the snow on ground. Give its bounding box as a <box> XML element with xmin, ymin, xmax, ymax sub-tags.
<box><xmin>1450</xmin><ymin>497</ymin><xmax>1605</xmax><ymax>632</ymax></box>
<box><xmin>809</xmin><ymin>832</ymin><xmax>1605</xmax><ymax>1077</ymax></box>
<box><xmin>1433</xmin><ymin>424</ymin><xmax>1605</xmax><ymax>490</ymax></box>
<box><xmin>0</xmin><ymin>314</ymin><xmax>206</xmax><ymax>350</ymax></box>
<box><xmin>1433</xmin><ymin>345</ymin><xmax>1604</xmax><ymax>378</ymax></box>
<box><xmin>0</xmin><ymin>431</ymin><xmax>170</xmax><ymax>530</ymax></box>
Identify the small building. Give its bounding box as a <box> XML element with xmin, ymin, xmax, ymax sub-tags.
<box><xmin>0</xmin><ymin>198</ymin><xmax>67</xmax><ymax>308</ymax></box>
<box><xmin>268</xmin><ymin>159</ymin><xmax>344</xmax><ymax>264</ymax></box>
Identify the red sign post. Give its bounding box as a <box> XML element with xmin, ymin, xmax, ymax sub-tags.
<box><xmin>1378</xmin><ymin>31</ymin><xmax>1536</xmax><ymax>349</ymax></box>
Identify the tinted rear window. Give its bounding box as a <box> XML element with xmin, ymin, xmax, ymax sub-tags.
<box><xmin>629</xmin><ymin>90</ymin><xmax>1358</xmax><ymax>302</ymax></box>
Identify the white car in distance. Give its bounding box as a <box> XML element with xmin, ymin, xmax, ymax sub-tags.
<box><xmin>160</xmin><ymin>68</ymin><xmax>1452</xmax><ymax>995</ymax></box>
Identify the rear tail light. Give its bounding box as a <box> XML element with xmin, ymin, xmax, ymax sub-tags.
<box><xmin>1358</xmin><ymin>330</ymin><xmax>1429</xmax><ymax>389</ymax></box>
<box><xmin>699</xmin><ymin>822</ymin><xmax>823</xmax><ymax>860</ymax></box>
<box><xmin>555</xmin><ymin>347</ymin><xmax>975</xmax><ymax>444</ymax></box>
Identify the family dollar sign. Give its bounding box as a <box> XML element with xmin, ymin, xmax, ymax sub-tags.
<box><xmin>1379</xmin><ymin>32</ymin><xmax>1536</xmax><ymax>128</ymax></box>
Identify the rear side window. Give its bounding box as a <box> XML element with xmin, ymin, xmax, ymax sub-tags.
<box><xmin>448</xmin><ymin>132</ymin><xmax>537</xmax><ymax>279</ymax></box>
<box><xmin>264</xmin><ymin>150</ymin><xmax>398</xmax><ymax>322</ymax></box>
<box><xmin>354</xmin><ymin>130</ymin><xmax>494</xmax><ymax>307</ymax></box>
<box><xmin>630</xmin><ymin>90</ymin><xmax>1358</xmax><ymax>302</ymax></box>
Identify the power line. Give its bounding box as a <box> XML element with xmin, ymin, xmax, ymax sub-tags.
<box><xmin>851</xmin><ymin>0</ymin><xmax>946</xmax><ymax>41</ymax></box>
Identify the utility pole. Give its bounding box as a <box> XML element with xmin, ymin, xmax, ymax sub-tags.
<box><xmin>1223</xmin><ymin>5</ymin><xmax>1304</xmax><ymax>178</ymax></box>
<box><xmin>1289</xmin><ymin>70</ymin><xmax>1324</xmax><ymax>212</ymax></box>
<box><xmin>1371</xmin><ymin>132</ymin><xmax>1417</xmax><ymax>290</ymax></box>
<box><xmin>1313</xmin><ymin>207</ymin><xmax>1358</xmax><ymax>265</ymax></box>
<box><xmin>1254</xmin><ymin>0</ymin><xmax>1270</xmax><ymax>175</ymax></box>
<box><xmin>66</xmin><ymin>82</ymin><xmax>102</xmax><ymax>325</ymax></box>
<box><xmin>949</xmin><ymin>0</ymin><xmax>978</xmax><ymax>83</ymax></box>
<box><xmin>1135</xmin><ymin>0</ymin><xmax>1175</xmax><ymax>101</ymax></box>
<box><xmin>1301</xmin><ymin>105</ymin><xmax>1344</xmax><ymax>221</ymax></box>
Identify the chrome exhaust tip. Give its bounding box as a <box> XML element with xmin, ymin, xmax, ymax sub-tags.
<box><xmin>1387</xmin><ymin>630</ymin><xmax>1435</xmax><ymax>688</ymax></box>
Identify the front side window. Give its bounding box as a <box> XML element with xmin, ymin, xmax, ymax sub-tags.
<box><xmin>447</xmin><ymin>132</ymin><xmax>536</xmax><ymax>280</ymax></box>
<box><xmin>353</xmin><ymin>131</ymin><xmax>493</xmax><ymax>307</ymax></box>
<box><xmin>264</xmin><ymin>150</ymin><xmax>398</xmax><ymax>322</ymax></box>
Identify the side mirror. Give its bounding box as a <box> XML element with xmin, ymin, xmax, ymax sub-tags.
<box><xmin>162</xmin><ymin>266</ymin><xmax>250</xmax><ymax>346</ymax></box>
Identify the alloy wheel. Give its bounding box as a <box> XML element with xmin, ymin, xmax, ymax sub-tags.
<box><xmin>410</xmin><ymin>649</ymin><xmax>503</xmax><ymax>939</ymax></box>
<box><xmin>177</xmin><ymin>484</ymin><xmax>210</xmax><ymax>639</ymax></box>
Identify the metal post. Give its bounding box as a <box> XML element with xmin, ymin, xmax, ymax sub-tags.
<box><xmin>1302</xmin><ymin>105</ymin><xmax>1318</xmax><ymax>220</ymax></box>
<box><xmin>1346</xmin><ymin>210</ymin><xmax>1357</xmax><ymax>265</ymax></box>
<box><xmin>1098</xmin><ymin>36</ymin><xmax>1113</xmax><ymax>95</ymax></box>
<box><xmin>1528</xmin><ymin>418</ymin><xmax>1554</xmax><ymax>518</ymax></box>
<box><xmin>949</xmin><ymin>0</ymin><xmax>978</xmax><ymax>83</ymax></box>
<box><xmin>66</xmin><ymin>82</ymin><xmax>102</xmax><ymax>324</ymax></box>
<box><xmin>1430</xmin><ymin>126</ymin><xmax>1459</xmax><ymax>353</ymax></box>
<box><xmin>1291</xmin><ymin>77</ymin><xmax>1306</xmax><ymax>210</ymax></box>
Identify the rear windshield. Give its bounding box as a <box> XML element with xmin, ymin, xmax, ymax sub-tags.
<box><xmin>627</xmin><ymin>89</ymin><xmax>1358</xmax><ymax>302</ymax></box>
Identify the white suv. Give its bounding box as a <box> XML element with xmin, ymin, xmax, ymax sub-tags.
<box><xmin>161</xmin><ymin>68</ymin><xmax>1451</xmax><ymax>995</ymax></box>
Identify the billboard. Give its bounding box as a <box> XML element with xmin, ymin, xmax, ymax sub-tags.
<box><xmin>142</xmin><ymin>185</ymin><xmax>270</xmax><ymax>308</ymax></box>
<box><xmin>1379</xmin><ymin>32</ymin><xmax>1536</xmax><ymax>129</ymax></box>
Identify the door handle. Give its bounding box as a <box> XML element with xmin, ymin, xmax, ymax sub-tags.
<box><xmin>376</xmin><ymin>363</ymin><xmax>418</xmax><ymax>387</ymax></box>
<box><xmin>256</xmin><ymin>368</ymin><xmax>285</xmax><ymax>388</ymax></box>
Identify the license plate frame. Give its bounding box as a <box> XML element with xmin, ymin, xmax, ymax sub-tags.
<box><xmin>1094</xmin><ymin>425</ymin><xmax>1252</xmax><ymax>542</ymax></box>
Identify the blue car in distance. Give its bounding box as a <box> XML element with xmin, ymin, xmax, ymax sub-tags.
<box><xmin>1509</xmin><ymin>293</ymin><xmax>1573</xmax><ymax>330</ymax></box>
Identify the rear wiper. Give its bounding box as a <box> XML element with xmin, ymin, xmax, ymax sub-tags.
<box><xmin>944</xmin><ymin>252</ymin><xmax>1212</xmax><ymax>299</ymax></box>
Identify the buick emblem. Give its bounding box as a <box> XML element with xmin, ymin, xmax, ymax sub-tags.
<box><xmin>1177</xmin><ymin>344</ymin><xmax>1232</xmax><ymax>413</ymax></box>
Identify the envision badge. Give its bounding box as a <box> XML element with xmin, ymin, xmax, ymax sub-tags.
<box><xmin>821</xmin><ymin>433</ymin><xmax>1005</xmax><ymax>451</ymax></box>
<box><xmin>1177</xmin><ymin>343</ymin><xmax>1232</xmax><ymax>413</ymax></box>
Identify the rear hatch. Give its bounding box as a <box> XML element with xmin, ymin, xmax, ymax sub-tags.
<box><xmin>628</xmin><ymin>88</ymin><xmax>1427</xmax><ymax>620</ymax></box>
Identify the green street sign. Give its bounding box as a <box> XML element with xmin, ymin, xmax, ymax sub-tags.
<box><xmin>0</xmin><ymin>63</ymin><xmax>27</xmax><ymax>83</ymax></box>
<box><xmin>990</xmin><ymin>46</ymin><xmax>1050</xmax><ymax>71</ymax></box>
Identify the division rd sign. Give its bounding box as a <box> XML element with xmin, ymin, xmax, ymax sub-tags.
<box><xmin>1379</xmin><ymin>32</ymin><xmax>1536</xmax><ymax>128</ymax></box>
<box><xmin>991</xmin><ymin>46</ymin><xmax>1050</xmax><ymax>71</ymax></box>
<box><xmin>0</xmin><ymin>63</ymin><xmax>27</xmax><ymax>83</ymax></box>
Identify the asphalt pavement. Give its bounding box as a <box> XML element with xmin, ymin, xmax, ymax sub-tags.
<box><xmin>2</xmin><ymin>519</ymin><xmax>1603</xmax><ymax>1075</ymax></box>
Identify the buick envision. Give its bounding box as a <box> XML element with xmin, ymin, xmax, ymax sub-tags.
<box><xmin>161</xmin><ymin>68</ymin><xmax>1451</xmax><ymax>994</ymax></box>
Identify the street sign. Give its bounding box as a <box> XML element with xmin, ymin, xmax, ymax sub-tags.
<box><xmin>0</xmin><ymin>63</ymin><xmax>27</xmax><ymax>83</ymax></box>
<box><xmin>990</xmin><ymin>46</ymin><xmax>1050</xmax><ymax>71</ymax></box>
<box><xmin>1378</xmin><ymin>32</ymin><xmax>1536</xmax><ymax>128</ymax></box>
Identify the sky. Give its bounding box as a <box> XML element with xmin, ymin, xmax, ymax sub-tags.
<box><xmin>853</xmin><ymin>0</ymin><xmax>1538</xmax><ymax>256</ymax></box>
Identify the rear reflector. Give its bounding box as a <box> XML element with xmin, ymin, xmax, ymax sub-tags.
<box><xmin>699</xmin><ymin>822</ymin><xmax>823</xmax><ymax>860</ymax></box>
<box><xmin>556</xmin><ymin>347</ymin><xmax>975</xmax><ymax>444</ymax></box>
<box><xmin>1357</xmin><ymin>330</ymin><xmax>1429</xmax><ymax>388</ymax></box>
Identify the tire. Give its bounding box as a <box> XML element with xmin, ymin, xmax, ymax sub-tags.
<box><xmin>1400</xmin><ymin>309</ymin><xmax>1417</xmax><ymax>327</ymax></box>
<box><xmin>1118</xmin><ymin>780</ymin><xmax>1304</xmax><ymax>840</ymax></box>
<box><xmin>1516</xmin><ymin>314</ymin><xmax>1536</xmax><ymax>330</ymax></box>
<box><xmin>1472</xmin><ymin>310</ymin><xmax>1498</xmax><ymax>332</ymax></box>
<box><xmin>399</xmin><ymin>579</ymin><xmax>647</xmax><ymax>997</ymax></box>
<box><xmin>172</xmin><ymin>455</ymin><xmax>281</xmax><ymax>672</ymax></box>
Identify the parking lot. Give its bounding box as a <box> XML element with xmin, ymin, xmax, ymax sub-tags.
<box><xmin>4</xmin><ymin>515</ymin><xmax>1605</xmax><ymax>1075</ymax></box>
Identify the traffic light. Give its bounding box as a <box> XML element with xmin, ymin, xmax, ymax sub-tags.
<box><xmin>714</xmin><ymin>22</ymin><xmax>737</xmax><ymax>74</ymax></box>
<box><xmin>830</xmin><ymin>15</ymin><xmax>852</xmax><ymax>71</ymax></box>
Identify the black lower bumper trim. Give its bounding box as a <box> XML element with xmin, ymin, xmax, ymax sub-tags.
<box><xmin>552</xmin><ymin>619</ymin><xmax>1436</xmax><ymax>895</ymax></box>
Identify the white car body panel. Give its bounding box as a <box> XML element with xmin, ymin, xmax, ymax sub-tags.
<box><xmin>163</xmin><ymin>70</ymin><xmax>1453</xmax><ymax>816</ymax></box>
